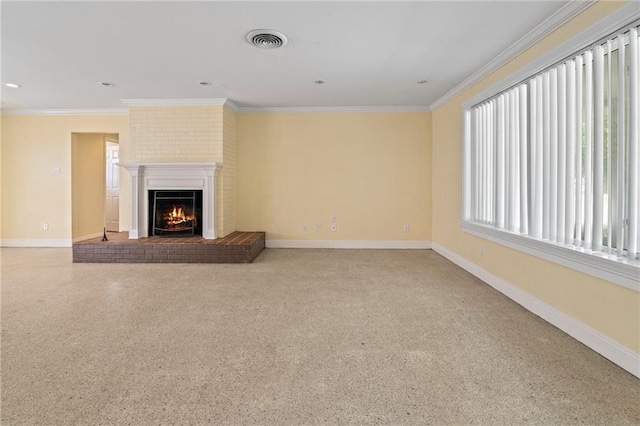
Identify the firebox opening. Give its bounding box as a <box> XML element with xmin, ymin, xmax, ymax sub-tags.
<box><xmin>148</xmin><ymin>190</ymin><xmax>203</xmax><ymax>237</ymax></box>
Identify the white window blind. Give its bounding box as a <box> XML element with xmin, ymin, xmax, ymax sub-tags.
<box><xmin>464</xmin><ymin>23</ymin><xmax>640</xmax><ymax>266</ymax></box>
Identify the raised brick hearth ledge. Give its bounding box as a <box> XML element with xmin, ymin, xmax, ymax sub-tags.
<box><xmin>73</xmin><ymin>231</ymin><xmax>265</xmax><ymax>264</ymax></box>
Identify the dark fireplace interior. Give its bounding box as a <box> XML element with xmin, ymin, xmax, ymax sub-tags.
<box><xmin>148</xmin><ymin>190</ymin><xmax>203</xmax><ymax>237</ymax></box>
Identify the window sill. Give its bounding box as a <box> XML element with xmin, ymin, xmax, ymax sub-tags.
<box><xmin>461</xmin><ymin>221</ymin><xmax>640</xmax><ymax>292</ymax></box>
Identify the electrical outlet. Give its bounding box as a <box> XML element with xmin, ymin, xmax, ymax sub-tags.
<box><xmin>403</xmin><ymin>224</ymin><xmax>410</xmax><ymax>232</ymax></box>
<box><xmin>302</xmin><ymin>224</ymin><xmax>308</xmax><ymax>232</ymax></box>
<box><xmin>315</xmin><ymin>224</ymin><xmax>321</xmax><ymax>232</ymax></box>
<box><xmin>331</xmin><ymin>224</ymin><xmax>337</xmax><ymax>232</ymax></box>
<box><xmin>43</xmin><ymin>223</ymin><xmax>49</xmax><ymax>231</ymax></box>
<box><xmin>331</xmin><ymin>214</ymin><xmax>336</xmax><ymax>222</ymax></box>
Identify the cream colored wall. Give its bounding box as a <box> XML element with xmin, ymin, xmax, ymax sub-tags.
<box><xmin>237</xmin><ymin>112</ymin><xmax>432</xmax><ymax>241</ymax></box>
<box><xmin>71</xmin><ymin>133</ymin><xmax>106</xmax><ymax>240</ymax></box>
<box><xmin>1</xmin><ymin>115</ymin><xmax>129</xmax><ymax>242</ymax></box>
<box><xmin>431</xmin><ymin>0</ymin><xmax>639</xmax><ymax>353</ymax></box>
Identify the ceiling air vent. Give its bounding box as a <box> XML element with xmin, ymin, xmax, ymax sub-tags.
<box><xmin>247</xmin><ymin>29</ymin><xmax>288</xmax><ymax>49</ymax></box>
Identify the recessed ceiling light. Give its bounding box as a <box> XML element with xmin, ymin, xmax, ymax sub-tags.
<box><xmin>314</xmin><ymin>80</ymin><xmax>326</xmax><ymax>85</ymax></box>
<box><xmin>417</xmin><ymin>80</ymin><xmax>429</xmax><ymax>85</ymax></box>
<box><xmin>5</xmin><ymin>83</ymin><xmax>21</xmax><ymax>88</ymax></box>
<box><xmin>247</xmin><ymin>29</ymin><xmax>288</xmax><ymax>49</ymax></box>
<box><xmin>100</xmin><ymin>82</ymin><xmax>115</xmax><ymax>87</ymax></box>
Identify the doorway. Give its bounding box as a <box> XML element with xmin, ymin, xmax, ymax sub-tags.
<box><xmin>105</xmin><ymin>140</ymin><xmax>119</xmax><ymax>232</ymax></box>
<box><xmin>71</xmin><ymin>133</ymin><xmax>120</xmax><ymax>242</ymax></box>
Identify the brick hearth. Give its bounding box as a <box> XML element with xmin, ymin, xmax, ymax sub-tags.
<box><xmin>73</xmin><ymin>231</ymin><xmax>265</xmax><ymax>264</ymax></box>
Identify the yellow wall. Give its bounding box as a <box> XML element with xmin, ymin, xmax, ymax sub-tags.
<box><xmin>431</xmin><ymin>0</ymin><xmax>639</xmax><ymax>353</ymax></box>
<box><xmin>1</xmin><ymin>114</ymin><xmax>129</xmax><ymax>242</ymax></box>
<box><xmin>71</xmin><ymin>133</ymin><xmax>106</xmax><ymax>240</ymax></box>
<box><xmin>236</xmin><ymin>112</ymin><xmax>432</xmax><ymax>241</ymax></box>
<box><xmin>2</xmin><ymin>110</ymin><xmax>430</xmax><ymax>243</ymax></box>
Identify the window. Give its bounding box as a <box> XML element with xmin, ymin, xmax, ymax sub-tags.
<box><xmin>463</xmin><ymin>21</ymin><xmax>640</xmax><ymax>290</ymax></box>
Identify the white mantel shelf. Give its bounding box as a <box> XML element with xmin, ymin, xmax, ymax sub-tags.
<box><xmin>119</xmin><ymin>162</ymin><xmax>220</xmax><ymax>170</ymax></box>
<box><xmin>119</xmin><ymin>162</ymin><xmax>222</xmax><ymax>240</ymax></box>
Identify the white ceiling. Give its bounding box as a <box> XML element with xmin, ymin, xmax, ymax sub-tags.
<box><xmin>1</xmin><ymin>1</ymin><xmax>573</xmax><ymax>110</ymax></box>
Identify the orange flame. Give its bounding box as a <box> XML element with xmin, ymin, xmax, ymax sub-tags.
<box><xmin>163</xmin><ymin>205</ymin><xmax>196</xmax><ymax>228</ymax></box>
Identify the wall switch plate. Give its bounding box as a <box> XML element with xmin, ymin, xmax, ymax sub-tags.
<box><xmin>331</xmin><ymin>214</ymin><xmax>336</xmax><ymax>222</ymax></box>
<box><xmin>53</xmin><ymin>167</ymin><xmax>61</xmax><ymax>175</ymax></box>
<box><xmin>43</xmin><ymin>223</ymin><xmax>49</xmax><ymax>230</ymax></box>
<box><xmin>403</xmin><ymin>224</ymin><xmax>410</xmax><ymax>232</ymax></box>
<box><xmin>302</xmin><ymin>224</ymin><xmax>308</xmax><ymax>232</ymax></box>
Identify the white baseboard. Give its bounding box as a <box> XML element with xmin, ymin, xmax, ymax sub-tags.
<box><xmin>266</xmin><ymin>240</ymin><xmax>432</xmax><ymax>249</ymax></box>
<box><xmin>0</xmin><ymin>239</ymin><xmax>72</xmax><ymax>248</ymax></box>
<box><xmin>72</xmin><ymin>232</ymin><xmax>103</xmax><ymax>243</ymax></box>
<box><xmin>431</xmin><ymin>242</ymin><xmax>640</xmax><ymax>379</ymax></box>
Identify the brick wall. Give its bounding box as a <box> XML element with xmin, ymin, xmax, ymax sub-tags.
<box><xmin>129</xmin><ymin>106</ymin><xmax>223</xmax><ymax>162</ymax></box>
<box><xmin>127</xmin><ymin>104</ymin><xmax>235</xmax><ymax>238</ymax></box>
<box><xmin>221</xmin><ymin>106</ymin><xmax>237</xmax><ymax>235</ymax></box>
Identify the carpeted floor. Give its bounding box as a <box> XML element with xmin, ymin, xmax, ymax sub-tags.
<box><xmin>1</xmin><ymin>248</ymin><xmax>638</xmax><ymax>424</ymax></box>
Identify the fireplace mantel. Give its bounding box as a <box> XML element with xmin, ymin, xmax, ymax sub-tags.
<box><xmin>119</xmin><ymin>162</ymin><xmax>221</xmax><ymax>239</ymax></box>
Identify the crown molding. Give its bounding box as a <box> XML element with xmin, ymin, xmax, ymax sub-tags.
<box><xmin>223</xmin><ymin>99</ymin><xmax>240</xmax><ymax>113</ymax></box>
<box><xmin>0</xmin><ymin>104</ymin><xmax>430</xmax><ymax>116</ymax></box>
<box><xmin>120</xmin><ymin>98</ymin><xmax>229</xmax><ymax>107</ymax></box>
<box><xmin>0</xmin><ymin>108</ymin><xmax>128</xmax><ymax>116</ymax></box>
<box><xmin>236</xmin><ymin>105</ymin><xmax>431</xmax><ymax>114</ymax></box>
<box><xmin>463</xmin><ymin>1</ymin><xmax>640</xmax><ymax>110</ymax></box>
<box><xmin>430</xmin><ymin>0</ymin><xmax>597</xmax><ymax>111</ymax></box>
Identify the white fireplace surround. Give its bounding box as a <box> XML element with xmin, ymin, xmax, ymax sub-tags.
<box><xmin>119</xmin><ymin>163</ymin><xmax>221</xmax><ymax>239</ymax></box>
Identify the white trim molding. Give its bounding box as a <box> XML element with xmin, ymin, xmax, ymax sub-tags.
<box><xmin>72</xmin><ymin>232</ymin><xmax>104</xmax><ymax>243</ymax></box>
<box><xmin>223</xmin><ymin>99</ymin><xmax>240</xmax><ymax>113</ymax></box>
<box><xmin>432</xmin><ymin>242</ymin><xmax>640</xmax><ymax>379</ymax></box>
<box><xmin>121</xmin><ymin>98</ymin><xmax>239</xmax><ymax>113</ymax></box>
<box><xmin>266</xmin><ymin>240</ymin><xmax>431</xmax><ymax>249</ymax></box>
<box><xmin>463</xmin><ymin>2</ymin><xmax>640</xmax><ymax>110</ymax></box>
<box><xmin>431</xmin><ymin>0</ymin><xmax>597</xmax><ymax>111</ymax></box>
<box><xmin>118</xmin><ymin>162</ymin><xmax>221</xmax><ymax>240</ymax></box>
<box><xmin>121</xmin><ymin>98</ymin><xmax>229</xmax><ymax>107</ymax></box>
<box><xmin>237</xmin><ymin>105</ymin><xmax>431</xmax><ymax>114</ymax></box>
<box><xmin>0</xmin><ymin>108</ymin><xmax>128</xmax><ymax>116</ymax></box>
<box><xmin>461</xmin><ymin>222</ymin><xmax>640</xmax><ymax>293</ymax></box>
<box><xmin>0</xmin><ymin>103</ymin><xmax>430</xmax><ymax>116</ymax></box>
<box><xmin>0</xmin><ymin>239</ymin><xmax>72</xmax><ymax>248</ymax></box>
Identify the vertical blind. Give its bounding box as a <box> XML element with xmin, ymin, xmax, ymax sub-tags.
<box><xmin>466</xmin><ymin>24</ymin><xmax>640</xmax><ymax>261</ymax></box>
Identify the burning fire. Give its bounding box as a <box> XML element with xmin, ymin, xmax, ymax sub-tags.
<box><xmin>163</xmin><ymin>205</ymin><xmax>196</xmax><ymax>229</ymax></box>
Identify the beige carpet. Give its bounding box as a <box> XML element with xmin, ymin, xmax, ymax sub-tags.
<box><xmin>1</xmin><ymin>248</ymin><xmax>638</xmax><ymax>424</ymax></box>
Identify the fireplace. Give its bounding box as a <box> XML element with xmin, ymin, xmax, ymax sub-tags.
<box><xmin>119</xmin><ymin>163</ymin><xmax>221</xmax><ymax>239</ymax></box>
<box><xmin>149</xmin><ymin>190</ymin><xmax>202</xmax><ymax>237</ymax></box>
